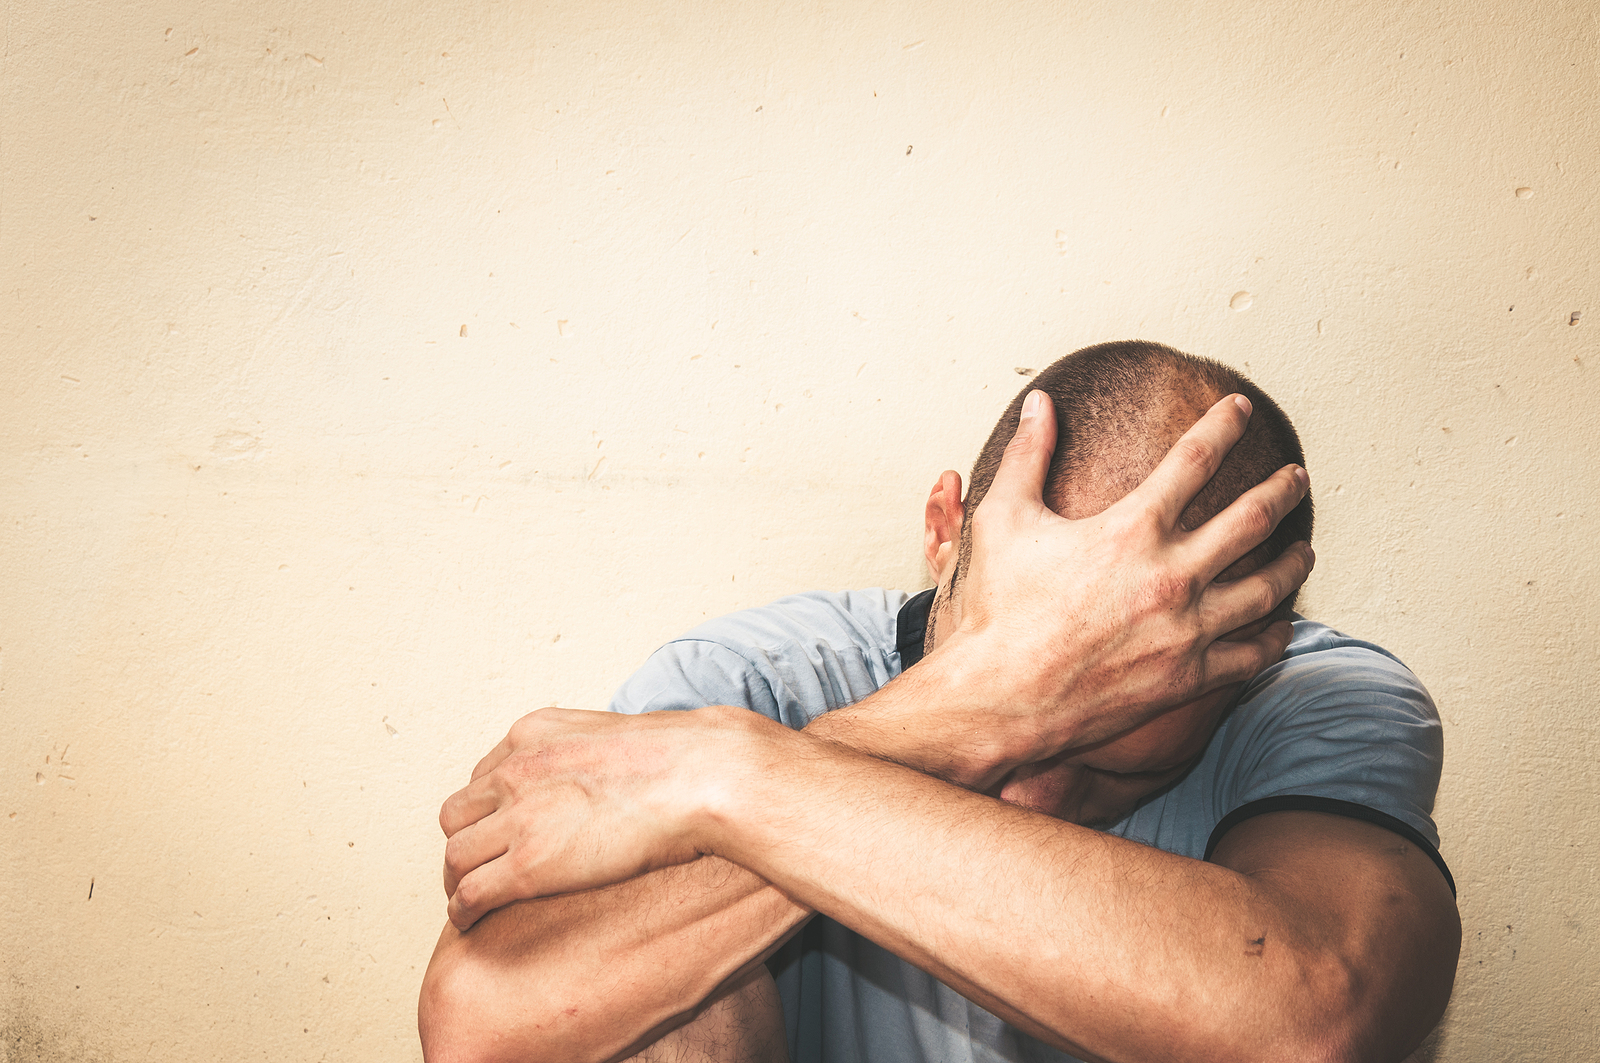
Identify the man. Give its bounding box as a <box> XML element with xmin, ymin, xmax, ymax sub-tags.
<box><xmin>419</xmin><ymin>342</ymin><xmax>1459</xmax><ymax>1063</ymax></box>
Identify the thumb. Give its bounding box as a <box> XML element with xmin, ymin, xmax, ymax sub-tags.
<box><xmin>981</xmin><ymin>390</ymin><xmax>1057</xmax><ymax>518</ymax></box>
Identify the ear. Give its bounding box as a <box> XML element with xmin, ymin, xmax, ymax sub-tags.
<box><xmin>923</xmin><ymin>470</ymin><xmax>965</xmax><ymax>585</ymax></box>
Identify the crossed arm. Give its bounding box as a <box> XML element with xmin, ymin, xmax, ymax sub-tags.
<box><xmin>418</xmin><ymin>393</ymin><xmax>1460</xmax><ymax>1062</ymax></box>
<box><xmin>419</xmin><ymin>686</ymin><xmax>1458</xmax><ymax>1063</ymax></box>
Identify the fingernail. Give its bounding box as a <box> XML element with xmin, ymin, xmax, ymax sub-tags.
<box><xmin>1233</xmin><ymin>394</ymin><xmax>1252</xmax><ymax>415</ymax></box>
<box><xmin>1293</xmin><ymin>466</ymin><xmax>1309</xmax><ymax>488</ymax></box>
<box><xmin>1305</xmin><ymin>543</ymin><xmax>1315</xmax><ymax>566</ymax></box>
<box><xmin>1021</xmin><ymin>390</ymin><xmax>1042</xmax><ymax>420</ymax></box>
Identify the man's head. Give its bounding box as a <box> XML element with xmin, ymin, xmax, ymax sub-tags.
<box><xmin>947</xmin><ymin>340</ymin><xmax>1311</xmax><ymax>612</ymax></box>
<box><xmin>920</xmin><ymin>340</ymin><xmax>1314</xmax><ymax>824</ymax></box>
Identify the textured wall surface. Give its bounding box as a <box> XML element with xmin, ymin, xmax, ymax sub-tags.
<box><xmin>2</xmin><ymin>1</ymin><xmax>1595</xmax><ymax>1060</ymax></box>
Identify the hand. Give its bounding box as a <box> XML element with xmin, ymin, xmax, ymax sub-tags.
<box><xmin>437</xmin><ymin>706</ymin><xmax>738</xmax><ymax>930</ymax></box>
<box><xmin>933</xmin><ymin>390</ymin><xmax>1313</xmax><ymax>765</ymax></box>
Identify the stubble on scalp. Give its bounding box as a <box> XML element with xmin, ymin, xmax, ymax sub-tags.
<box><xmin>933</xmin><ymin>340</ymin><xmax>1313</xmax><ymax>652</ymax></box>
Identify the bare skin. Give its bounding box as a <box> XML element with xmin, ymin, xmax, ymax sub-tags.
<box><xmin>631</xmin><ymin>968</ymin><xmax>787</xmax><ymax>1063</ymax></box>
<box><xmin>418</xmin><ymin>392</ymin><xmax>1458</xmax><ymax>1063</ymax></box>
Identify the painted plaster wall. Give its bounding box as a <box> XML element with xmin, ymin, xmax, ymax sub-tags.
<box><xmin>2</xmin><ymin>1</ymin><xmax>1594</xmax><ymax>1059</ymax></box>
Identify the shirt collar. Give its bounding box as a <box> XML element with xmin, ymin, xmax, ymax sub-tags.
<box><xmin>895</xmin><ymin>588</ymin><xmax>936</xmax><ymax>669</ymax></box>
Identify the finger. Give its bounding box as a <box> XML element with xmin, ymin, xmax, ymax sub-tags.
<box><xmin>469</xmin><ymin>736</ymin><xmax>514</xmax><ymax>783</ymax></box>
<box><xmin>442</xmin><ymin>816</ymin><xmax>510</xmax><ymax>898</ymax></box>
<box><xmin>438</xmin><ymin>775</ymin><xmax>505</xmax><ymax>838</ymax></box>
<box><xmin>448</xmin><ymin>856</ymin><xmax>524</xmax><ymax>931</ymax></box>
<box><xmin>978</xmin><ymin>389</ymin><xmax>1057</xmax><ymax>518</ymax></box>
<box><xmin>1200</xmin><ymin>541</ymin><xmax>1315</xmax><ymax>636</ymax></box>
<box><xmin>1197</xmin><ymin>619</ymin><xmax>1296</xmax><ymax>689</ymax></box>
<box><xmin>1183</xmin><ymin>462</ymin><xmax>1311</xmax><ymax>582</ymax></box>
<box><xmin>1125</xmin><ymin>394</ymin><xmax>1252</xmax><ymax>529</ymax></box>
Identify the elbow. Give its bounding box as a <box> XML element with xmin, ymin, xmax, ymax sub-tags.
<box><xmin>1289</xmin><ymin>953</ymin><xmax>1369</xmax><ymax>1063</ymax></box>
<box><xmin>418</xmin><ymin>940</ymin><xmax>688</xmax><ymax>1063</ymax></box>
<box><xmin>419</xmin><ymin>947</ymin><xmax>565</xmax><ymax>1063</ymax></box>
<box><xmin>418</xmin><ymin>950</ymin><xmax>504</xmax><ymax>1063</ymax></box>
<box><xmin>1281</xmin><ymin>946</ymin><xmax>1456</xmax><ymax>1063</ymax></box>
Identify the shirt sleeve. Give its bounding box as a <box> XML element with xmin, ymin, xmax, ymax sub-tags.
<box><xmin>608</xmin><ymin>638</ymin><xmax>792</xmax><ymax>725</ymax></box>
<box><xmin>1201</xmin><ymin>638</ymin><xmax>1451</xmax><ymax>890</ymax></box>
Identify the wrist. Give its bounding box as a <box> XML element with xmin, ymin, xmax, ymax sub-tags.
<box><xmin>807</xmin><ymin>648</ymin><xmax>1044</xmax><ymax>790</ymax></box>
<box><xmin>682</xmin><ymin>704</ymin><xmax>791</xmax><ymax>859</ymax></box>
<box><xmin>911</xmin><ymin>636</ymin><xmax>1054</xmax><ymax>782</ymax></box>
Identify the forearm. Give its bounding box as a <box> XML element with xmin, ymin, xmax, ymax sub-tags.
<box><xmin>705</xmin><ymin>719</ymin><xmax>1386</xmax><ymax>1063</ymax></box>
<box><xmin>631</xmin><ymin>966</ymin><xmax>788</xmax><ymax>1063</ymax></box>
<box><xmin>420</xmin><ymin>696</ymin><xmax>974</xmax><ymax>1063</ymax></box>
<box><xmin>800</xmin><ymin>655</ymin><xmax>1026</xmax><ymax>789</ymax></box>
<box><xmin>420</xmin><ymin>857</ymin><xmax>805</xmax><ymax>1063</ymax></box>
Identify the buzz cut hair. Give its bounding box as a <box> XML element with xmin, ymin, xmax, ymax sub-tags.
<box><xmin>958</xmin><ymin>340</ymin><xmax>1314</xmax><ymax>617</ymax></box>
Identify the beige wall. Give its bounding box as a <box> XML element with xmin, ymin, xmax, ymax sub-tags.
<box><xmin>3</xmin><ymin>1</ymin><xmax>1595</xmax><ymax>1059</ymax></box>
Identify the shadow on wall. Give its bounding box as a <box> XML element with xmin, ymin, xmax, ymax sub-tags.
<box><xmin>2</xmin><ymin>996</ymin><xmax>116</xmax><ymax>1063</ymax></box>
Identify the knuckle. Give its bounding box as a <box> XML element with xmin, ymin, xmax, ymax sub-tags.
<box><xmin>969</xmin><ymin>499</ymin><xmax>1019</xmax><ymax>538</ymax></box>
<box><xmin>1149</xmin><ymin>569</ymin><xmax>1200</xmax><ymax>607</ymax></box>
<box><xmin>454</xmin><ymin>879</ymin><xmax>482</xmax><ymax>915</ymax></box>
<box><xmin>511</xmin><ymin>707</ymin><xmax>552</xmax><ymax>735</ymax></box>
<box><xmin>1002</xmin><ymin>433</ymin><xmax>1038</xmax><ymax>462</ymax></box>
<box><xmin>1238</xmin><ymin>498</ymin><xmax>1274</xmax><ymax>540</ymax></box>
<box><xmin>1172</xmin><ymin>438</ymin><xmax>1216</xmax><ymax>474</ymax></box>
<box><xmin>1004</xmin><ymin>418</ymin><xmax>1047</xmax><ymax>453</ymax></box>
<box><xmin>969</xmin><ymin>503</ymin><xmax>1002</xmax><ymax>534</ymax></box>
<box><xmin>503</xmin><ymin>752</ymin><xmax>542</xmax><ymax>787</ymax></box>
<box><xmin>1252</xmin><ymin>576</ymin><xmax>1281</xmax><ymax>613</ymax></box>
<box><xmin>1126</xmin><ymin>508</ymin><xmax>1164</xmax><ymax>542</ymax></box>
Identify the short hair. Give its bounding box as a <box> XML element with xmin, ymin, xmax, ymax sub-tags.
<box><xmin>959</xmin><ymin>340</ymin><xmax>1313</xmax><ymax>615</ymax></box>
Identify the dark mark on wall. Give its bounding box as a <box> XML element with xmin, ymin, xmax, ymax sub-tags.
<box><xmin>1571</xmin><ymin>311</ymin><xmax>1582</xmax><ymax>326</ymax></box>
<box><xmin>906</xmin><ymin>145</ymin><xmax>913</xmax><ymax>155</ymax></box>
<box><xmin>3</xmin><ymin>1001</ymin><xmax>117</xmax><ymax>1063</ymax></box>
<box><xmin>87</xmin><ymin>878</ymin><xmax>94</xmax><ymax>900</ymax></box>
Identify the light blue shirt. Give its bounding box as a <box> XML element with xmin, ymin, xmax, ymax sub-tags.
<box><xmin>610</xmin><ymin>589</ymin><xmax>1447</xmax><ymax>1063</ymax></box>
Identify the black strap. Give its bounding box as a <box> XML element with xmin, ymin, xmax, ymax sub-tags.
<box><xmin>896</xmin><ymin>589</ymin><xmax>936</xmax><ymax>669</ymax></box>
<box><xmin>1204</xmin><ymin>795</ymin><xmax>1456</xmax><ymax>897</ymax></box>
